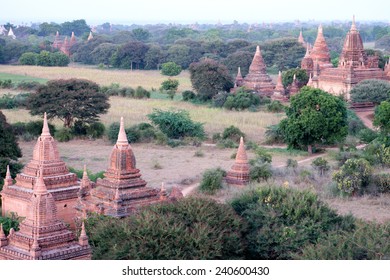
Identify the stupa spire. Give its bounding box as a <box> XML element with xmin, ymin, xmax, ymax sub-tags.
<box><xmin>351</xmin><ymin>15</ymin><xmax>357</xmax><ymax>32</ymax></box>
<box><xmin>34</xmin><ymin>166</ymin><xmax>47</xmax><ymax>195</ymax></box>
<box><xmin>298</xmin><ymin>30</ymin><xmax>305</xmax><ymax>45</ymax></box>
<box><xmin>225</xmin><ymin>137</ymin><xmax>250</xmax><ymax>186</ymax></box>
<box><xmin>3</xmin><ymin>165</ymin><xmax>13</xmax><ymax>187</ymax></box>
<box><xmin>87</xmin><ymin>31</ymin><xmax>93</xmax><ymax>41</ymax></box>
<box><xmin>117</xmin><ymin>117</ymin><xmax>129</xmax><ymax>145</ymax></box>
<box><xmin>78</xmin><ymin>221</ymin><xmax>89</xmax><ymax>246</ymax></box>
<box><xmin>236</xmin><ymin>137</ymin><xmax>248</xmax><ymax>162</ymax></box>
<box><xmin>41</xmin><ymin>112</ymin><xmax>51</xmax><ymax>136</ymax></box>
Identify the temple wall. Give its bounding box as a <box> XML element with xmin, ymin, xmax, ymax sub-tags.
<box><xmin>1</xmin><ymin>196</ymin><xmax>29</xmax><ymax>218</ymax></box>
<box><xmin>55</xmin><ymin>198</ymin><xmax>78</xmax><ymax>229</ymax></box>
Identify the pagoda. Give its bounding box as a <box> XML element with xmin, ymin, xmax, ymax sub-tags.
<box><xmin>77</xmin><ymin>117</ymin><xmax>174</xmax><ymax>218</ymax></box>
<box><xmin>272</xmin><ymin>71</ymin><xmax>286</xmax><ymax>100</ymax></box>
<box><xmin>307</xmin><ymin>16</ymin><xmax>389</xmax><ymax>97</ymax></box>
<box><xmin>52</xmin><ymin>31</ymin><xmax>62</xmax><ymax>49</ymax></box>
<box><xmin>0</xmin><ymin>167</ymin><xmax>91</xmax><ymax>260</ymax></box>
<box><xmin>7</xmin><ymin>27</ymin><xmax>16</xmax><ymax>39</ymax></box>
<box><xmin>60</xmin><ymin>37</ymin><xmax>70</xmax><ymax>56</ymax></box>
<box><xmin>308</xmin><ymin>24</ymin><xmax>333</xmax><ymax>70</ymax></box>
<box><xmin>301</xmin><ymin>44</ymin><xmax>314</xmax><ymax>77</ymax></box>
<box><xmin>234</xmin><ymin>67</ymin><xmax>244</xmax><ymax>88</ymax></box>
<box><xmin>298</xmin><ymin>30</ymin><xmax>305</xmax><ymax>46</ymax></box>
<box><xmin>225</xmin><ymin>137</ymin><xmax>250</xmax><ymax>186</ymax></box>
<box><xmin>1</xmin><ymin>113</ymin><xmax>80</xmax><ymax>228</ymax></box>
<box><xmin>69</xmin><ymin>31</ymin><xmax>76</xmax><ymax>46</ymax></box>
<box><xmin>240</xmin><ymin>46</ymin><xmax>275</xmax><ymax>95</ymax></box>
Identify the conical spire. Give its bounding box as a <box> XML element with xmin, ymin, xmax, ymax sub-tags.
<box><xmin>293</xmin><ymin>74</ymin><xmax>296</xmax><ymax>81</ymax></box>
<box><xmin>304</xmin><ymin>44</ymin><xmax>310</xmax><ymax>57</ymax></box>
<box><xmin>87</xmin><ymin>31</ymin><xmax>93</xmax><ymax>41</ymax></box>
<box><xmin>78</xmin><ymin>221</ymin><xmax>89</xmax><ymax>246</ymax></box>
<box><xmin>41</xmin><ymin>112</ymin><xmax>51</xmax><ymax>136</ymax></box>
<box><xmin>298</xmin><ymin>30</ymin><xmax>305</xmax><ymax>44</ymax></box>
<box><xmin>56</xmin><ymin>31</ymin><xmax>59</xmax><ymax>37</ymax></box>
<box><xmin>80</xmin><ymin>164</ymin><xmax>90</xmax><ymax>190</ymax></box>
<box><xmin>318</xmin><ymin>24</ymin><xmax>323</xmax><ymax>34</ymax></box>
<box><xmin>0</xmin><ymin>224</ymin><xmax>6</xmax><ymax>240</ymax></box>
<box><xmin>3</xmin><ymin>165</ymin><xmax>13</xmax><ymax>187</ymax></box>
<box><xmin>351</xmin><ymin>15</ymin><xmax>357</xmax><ymax>32</ymax></box>
<box><xmin>116</xmin><ymin>117</ymin><xmax>129</xmax><ymax>145</ymax></box>
<box><xmin>235</xmin><ymin>137</ymin><xmax>248</xmax><ymax>162</ymax></box>
<box><xmin>34</xmin><ymin>166</ymin><xmax>47</xmax><ymax>195</ymax></box>
<box><xmin>248</xmin><ymin>45</ymin><xmax>266</xmax><ymax>74</ymax></box>
<box><xmin>237</xmin><ymin>67</ymin><xmax>242</xmax><ymax>79</ymax></box>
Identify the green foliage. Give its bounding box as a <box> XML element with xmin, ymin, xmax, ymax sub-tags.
<box><xmin>261</xmin><ymin>39</ymin><xmax>306</xmax><ymax>70</ymax></box>
<box><xmin>85</xmin><ymin>197</ymin><xmax>244</xmax><ymax>259</ymax></box>
<box><xmin>19</xmin><ymin>52</ymin><xmax>38</xmax><ymax>65</ymax></box>
<box><xmin>86</xmin><ymin>122</ymin><xmax>105</xmax><ymax>139</ymax></box>
<box><xmin>0</xmin><ymin>213</ymin><xmax>20</xmax><ymax>235</ymax></box>
<box><xmin>347</xmin><ymin>109</ymin><xmax>366</xmax><ymax>136</ymax></box>
<box><xmin>111</xmin><ymin>41</ymin><xmax>149</xmax><ymax>69</ymax></box>
<box><xmin>12</xmin><ymin>120</ymin><xmax>56</xmax><ymax>138</ymax></box>
<box><xmin>54</xmin><ymin>127</ymin><xmax>73</xmax><ymax>142</ymax></box>
<box><xmin>222</xmin><ymin>125</ymin><xmax>245</xmax><ymax>142</ymax></box>
<box><xmin>333</xmin><ymin>158</ymin><xmax>372</xmax><ymax>195</ymax></box>
<box><xmin>311</xmin><ymin>157</ymin><xmax>330</xmax><ymax>176</ymax></box>
<box><xmin>286</xmin><ymin>158</ymin><xmax>298</xmax><ymax>169</ymax></box>
<box><xmin>267</xmin><ymin>100</ymin><xmax>285</xmax><ymax>113</ymax></box>
<box><xmin>107</xmin><ymin>122</ymin><xmax>157</xmax><ymax>144</ymax></box>
<box><xmin>160</xmin><ymin>79</ymin><xmax>179</xmax><ymax>91</ymax></box>
<box><xmin>147</xmin><ymin>109</ymin><xmax>205</xmax><ymax>140</ymax></box>
<box><xmin>279</xmin><ymin>87</ymin><xmax>348</xmax><ymax>152</ymax></box>
<box><xmin>30</xmin><ymin>51</ymin><xmax>70</xmax><ymax>67</ymax></box>
<box><xmin>264</xmin><ymin>124</ymin><xmax>284</xmax><ymax>145</ymax></box>
<box><xmin>212</xmin><ymin>92</ymin><xmax>230</xmax><ymax>107</ymax></box>
<box><xmin>362</xmin><ymin>141</ymin><xmax>390</xmax><ymax>166</ymax></box>
<box><xmin>181</xmin><ymin>90</ymin><xmax>196</xmax><ymax>101</ymax></box>
<box><xmin>299</xmin><ymin>221</ymin><xmax>390</xmax><ymax>260</ymax></box>
<box><xmin>371</xmin><ymin>173</ymin><xmax>390</xmax><ymax>193</ymax></box>
<box><xmin>160</xmin><ymin>62</ymin><xmax>182</xmax><ymax>76</ymax></box>
<box><xmin>134</xmin><ymin>86</ymin><xmax>150</xmax><ymax>99</ymax></box>
<box><xmin>222</xmin><ymin>51</ymin><xmax>253</xmax><ymax>76</ymax></box>
<box><xmin>68</xmin><ymin>167</ymin><xmax>104</xmax><ymax>183</ymax></box>
<box><xmin>350</xmin><ymin>79</ymin><xmax>390</xmax><ymax>104</ymax></box>
<box><xmin>28</xmin><ymin>79</ymin><xmax>110</xmax><ymax>128</ymax></box>
<box><xmin>16</xmin><ymin>81</ymin><xmax>41</xmax><ymax>91</ymax></box>
<box><xmin>373</xmin><ymin>101</ymin><xmax>390</xmax><ymax>134</ymax></box>
<box><xmin>223</xmin><ymin>90</ymin><xmax>261</xmax><ymax>110</ymax></box>
<box><xmin>282</xmin><ymin>68</ymin><xmax>308</xmax><ymax>88</ymax></box>
<box><xmin>189</xmin><ymin>58</ymin><xmax>233</xmax><ymax>100</ymax></box>
<box><xmin>199</xmin><ymin>168</ymin><xmax>226</xmax><ymax>194</ymax></box>
<box><xmin>0</xmin><ymin>93</ymin><xmax>30</xmax><ymax>109</ymax></box>
<box><xmin>358</xmin><ymin>128</ymin><xmax>378</xmax><ymax>143</ymax></box>
<box><xmin>253</xmin><ymin>147</ymin><xmax>272</xmax><ymax>164</ymax></box>
<box><xmin>230</xmin><ymin>186</ymin><xmax>355</xmax><ymax>259</ymax></box>
<box><xmin>249</xmin><ymin>161</ymin><xmax>272</xmax><ymax>182</ymax></box>
<box><xmin>0</xmin><ymin>79</ymin><xmax>13</xmax><ymax>88</ymax></box>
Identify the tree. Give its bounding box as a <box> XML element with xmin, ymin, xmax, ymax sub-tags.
<box><xmin>19</xmin><ymin>52</ymin><xmax>38</xmax><ymax>65</ymax></box>
<box><xmin>160</xmin><ymin>79</ymin><xmax>179</xmax><ymax>99</ymax></box>
<box><xmin>350</xmin><ymin>79</ymin><xmax>390</xmax><ymax>104</ymax></box>
<box><xmin>144</xmin><ymin>45</ymin><xmax>164</xmax><ymax>70</ymax></box>
<box><xmin>60</xmin><ymin>19</ymin><xmax>90</xmax><ymax>36</ymax></box>
<box><xmin>189</xmin><ymin>58</ymin><xmax>234</xmax><ymax>100</ymax></box>
<box><xmin>279</xmin><ymin>87</ymin><xmax>348</xmax><ymax>153</ymax></box>
<box><xmin>282</xmin><ymin>68</ymin><xmax>308</xmax><ymax>88</ymax></box>
<box><xmin>161</xmin><ymin>62</ymin><xmax>182</xmax><ymax>76</ymax></box>
<box><xmin>131</xmin><ymin>28</ymin><xmax>150</xmax><ymax>42</ymax></box>
<box><xmin>166</xmin><ymin>44</ymin><xmax>192</xmax><ymax>69</ymax></box>
<box><xmin>261</xmin><ymin>39</ymin><xmax>306</xmax><ymax>70</ymax></box>
<box><xmin>38</xmin><ymin>22</ymin><xmax>61</xmax><ymax>36</ymax></box>
<box><xmin>90</xmin><ymin>43</ymin><xmax>117</xmax><ymax>66</ymax></box>
<box><xmin>111</xmin><ymin>41</ymin><xmax>149</xmax><ymax>69</ymax></box>
<box><xmin>373</xmin><ymin>101</ymin><xmax>390</xmax><ymax>134</ymax></box>
<box><xmin>0</xmin><ymin>111</ymin><xmax>22</xmax><ymax>188</ymax></box>
<box><xmin>27</xmin><ymin>79</ymin><xmax>110</xmax><ymax>128</ymax></box>
<box><xmin>223</xmin><ymin>51</ymin><xmax>253</xmax><ymax>76</ymax></box>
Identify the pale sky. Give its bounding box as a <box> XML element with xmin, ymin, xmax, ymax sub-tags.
<box><xmin>1</xmin><ymin>0</ymin><xmax>389</xmax><ymax>25</ymax></box>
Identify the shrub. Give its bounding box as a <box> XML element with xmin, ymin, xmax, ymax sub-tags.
<box><xmin>100</xmin><ymin>83</ymin><xmax>121</xmax><ymax>96</ymax></box>
<box><xmin>182</xmin><ymin>90</ymin><xmax>196</xmax><ymax>101</ymax></box>
<box><xmin>16</xmin><ymin>81</ymin><xmax>41</xmax><ymax>91</ymax></box>
<box><xmin>358</xmin><ymin>128</ymin><xmax>378</xmax><ymax>143</ymax></box>
<box><xmin>0</xmin><ymin>79</ymin><xmax>13</xmax><ymax>89</ymax></box>
<box><xmin>230</xmin><ymin>186</ymin><xmax>356</xmax><ymax>259</ymax></box>
<box><xmin>54</xmin><ymin>127</ymin><xmax>73</xmax><ymax>142</ymax></box>
<box><xmin>286</xmin><ymin>158</ymin><xmax>298</xmax><ymax>168</ymax></box>
<box><xmin>264</xmin><ymin>124</ymin><xmax>284</xmax><ymax>145</ymax></box>
<box><xmin>148</xmin><ymin>109</ymin><xmax>205</xmax><ymax>140</ymax></box>
<box><xmin>160</xmin><ymin>79</ymin><xmax>179</xmax><ymax>92</ymax></box>
<box><xmin>199</xmin><ymin>168</ymin><xmax>226</xmax><ymax>194</ymax></box>
<box><xmin>134</xmin><ymin>86</ymin><xmax>150</xmax><ymax>99</ymax></box>
<box><xmin>362</xmin><ymin>141</ymin><xmax>390</xmax><ymax>166</ymax></box>
<box><xmin>222</xmin><ymin>125</ymin><xmax>245</xmax><ymax>142</ymax></box>
<box><xmin>333</xmin><ymin>158</ymin><xmax>372</xmax><ymax>195</ymax></box>
<box><xmin>371</xmin><ymin>173</ymin><xmax>390</xmax><ymax>193</ymax></box>
<box><xmin>212</xmin><ymin>92</ymin><xmax>231</xmax><ymax>108</ymax></box>
<box><xmin>124</xmin><ymin>126</ymin><xmax>141</xmax><ymax>143</ymax></box>
<box><xmin>0</xmin><ymin>213</ymin><xmax>20</xmax><ymax>235</ymax></box>
<box><xmin>24</xmin><ymin>120</ymin><xmax>56</xmax><ymax>137</ymax></box>
<box><xmin>86</xmin><ymin>197</ymin><xmax>244</xmax><ymax>259</ymax></box>
<box><xmin>223</xmin><ymin>90</ymin><xmax>261</xmax><ymax>110</ymax></box>
<box><xmin>86</xmin><ymin>122</ymin><xmax>105</xmax><ymax>139</ymax></box>
<box><xmin>350</xmin><ymin>79</ymin><xmax>390</xmax><ymax>104</ymax></box>
<box><xmin>267</xmin><ymin>100</ymin><xmax>285</xmax><ymax>113</ymax></box>
<box><xmin>311</xmin><ymin>157</ymin><xmax>330</xmax><ymax>176</ymax></box>
<box><xmin>253</xmin><ymin>147</ymin><xmax>272</xmax><ymax>163</ymax></box>
<box><xmin>19</xmin><ymin>52</ymin><xmax>38</xmax><ymax>65</ymax></box>
<box><xmin>0</xmin><ymin>94</ymin><xmax>16</xmax><ymax>109</ymax></box>
<box><xmin>68</xmin><ymin>167</ymin><xmax>104</xmax><ymax>182</ymax></box>
<box><xmin>299</xmin><ymin>221</ymin><xmax>390</xmax><ymax>260</ymax></box>
<box><xmin>161</xmin><ymin>62</ymin><xmax>182</xmax><ymax>76</ymax></box>
<box><xmin>347</xmin><ymin>109</ymin><xmax>366</xmax><ymax>136</ymax></box>
<box><xmin>107</xmin><ymin>122</ymin><xmax>120</xmax><ymax>143</ymax></box>
<box><xmin>216</xmin><ymin>139</ymin><xmax>238</xmax><ymax>149</ymax></box>
<box><xmin>249</xmin><ymin>161</ymin><xmax>272</xmax><ymax>182</ymax></box>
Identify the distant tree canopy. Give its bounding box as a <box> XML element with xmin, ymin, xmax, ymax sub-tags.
<box><xmin>19</xmin><ymin>51</ymin><xmax>69</xmax><ymax>67</ymax></box>
<box><xmin>223</xmin><ymin>51</ymin><xmax>253</xmax><ymax>76</ymax></box>
<box><xmin>189</xmin><ymin>58</ymin><xmax>234</xmax><ymax>100</ymax></box>
<box><xmin>27</xmin><ymin>79</ymin><xmax>110</xmax><ymax>128</ymax></box>
<box><xmin>350</xmin><ymin>79</ymin><xmax>390</xmax><ymax>104</ymax></box>
<box><xmin>60</xmin><ymin>19</ymin><xmax>91</xmax><ymax>37</ymax></box>
<box><xmin>282</xmin><ymin>68</ymin><xmax>308</xmax><ymax>88</ymax></box>
<box><xmin>279</xmin><ymin>87</ymin><xmax>348</xmax><ymax>153</ymax></box>
<box><xmin>111</xmin><ymin>41</ymin><xmax>149</xmax><ymax>69</ymax></box>
<box><xmin>161</xmin><ymin>62</ymin><xmax>182</xmax><ymax>76</ymax></box>
<box><xmin>373</xmin><ymin>101</ymin><xmax>390</xmax><ymax>134</ymax></box>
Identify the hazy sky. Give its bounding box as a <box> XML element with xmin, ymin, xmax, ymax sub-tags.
<box><xmin>1</xmin><ymin>0</ymin><xmax>389</xmax><ymax>25</ymax></box>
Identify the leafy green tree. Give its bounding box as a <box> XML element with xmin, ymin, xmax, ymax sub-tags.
<box><xmin>261</xmin><ymin>39</ymin><xmax>306</xmax><ymax>70</ymax></box>
<box><xmin>160</xmin><ymin>62</ymin><xmax>182</xmax><ymax>76</ymax></box>
<box><xmin>166</xmin><ymin>44</ymin><xmax>192</xmax><ymax>69</ymax></box>
<box><xmin>282</xmin><ymin>68</ymin><xmax>308</xmax><ymax>88</ymax></box>
<box><xmin>111</xmin><ymin>41</ymin><xmax>149</xmax><ymax>69</ymax></box>
<box><xmin>71</xmin><ymin>38</ymin><xmax>110</xmax><ymax>64</ymax></box>
<box><xmin>147</xmin><ymin>109</ymin><xmax>205</xmax><ymax>139</ymax></box>
<box><xmin>350</xmin><ymin>79</ymin><xmax>390</xmax><ymax>104</ymax></box>
<box><xmin>279</xmin><ymin>87</ymin><xmax>348</xmax><ymax>153</ymax></box>
<box><xmin>90</xmin><ymin>43</ymin><xmax>117</xmax><ymax>66</ymax></box>
<box><xmin>0</xmin><ymin>111</ymin><xmax>22</xmax><ymax>188</ymax></box>
<box><xmin>223</xmin><ymin>51</ymin><xmax>253</xmax><ymax>76</ymax></box>
<box><xmin>144</xmin><ymin>45</ymin><xmax>164</xmax><ymax>70</ymax></box>
<box><xmin>373</xmin><ymin>101</ymin><xmax>390</xmax><ymax>134</ymax></box>
<box><xmin>36</xmin><ymin>50</ymin><xmax>52</xmax><ymax>66</ymax></box>
<box><xmin>189</xmin><ymin>58</ymin><xmax>234</xmax><ymax>100</ymax></box>
<box><xmin>131</xmin><ymin>28</ymin><xmax>151</xmax><ymax>42</ymax></box>
<box><xmin>38</xmin><ymin>22</ymin><xmax>61</xmax><ymax>36</ymax></box>
<box><xmin>50</xmin><ymin>52</ymin><xmax>70</xmax><ymax>66</ymax></box>
<box><xmin>19</xmin><ymin>52</ymin><xmax>38</xmax><ymax>65</ymax></box>
<box><xmin>27</xmin><ymin>79</ymin><xmax>109</xmax><ymax>128</ymax></box>
<box><xmin>60</xmin><ymin>19</ymin><xmax>90</xmax><ymax>36</ymax></box>
<box><xmin>160</xmin><ymin>79</ymin><xmax>179</xmax><ymax>91</ymax></box>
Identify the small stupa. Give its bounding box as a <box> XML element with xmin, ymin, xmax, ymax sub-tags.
<box><xmin>52</xmin><ymin>31</ymin><xmax>62</xmax><ymax>49</ymax></box>
<box><xmin>301</xmin><ymin>44</ymin><xmax>314</xmax><ymax>76</ymax></box>
<box><xmin>298</xmin><ymin>30</ymin><xmax>305</xmax><ymax>46</ymax></box>
<box><xmin>234</xmin><ymin>67</ymin><xmax>244</xmax><ymax>88</ymax></box>
<box><xmin>7</xmin><ymin>27</ymin><xmax>16</xmax><ymax>39</ymax></box>
<box><xmin>288</xmin><ymin>74</ymin><xmax>300</xmax><ymax>96</ymax></box>
<box><xmin>225</xmin><ymin>137</ymin><xmax>250</xmax><ymax>186</ymax></box>
<box><xmin>0</xmin><ymin>167</ymin><xmax>91</xmax><ymax>260</ymax></box>
<box><xmin>69</xmin><ymin>31</ymin><xmax>76</xmax><ymax>46</ymax></box>
<box><xmin>87</xmin><ymin>31</ymin><xmax>93</xmax><ymax>41</ymax></box>
<box><xmin>272</xmin><ymin>71</ymin><xmax>286</xmax><ymax>100</ymax></box>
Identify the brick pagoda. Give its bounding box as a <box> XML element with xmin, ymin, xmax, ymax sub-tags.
<box><xmin>225</xmin><ymin>137</ymin><xmax>250</xmax><ymax>186</ymax></box>
<box><xmin>307</xmin><ymin>24</ymin><xmax>333</xmax><ymax>70</ymax></box>
<box><xmin>272</xmin><ymin>71</ymin><xmax>286</xmax><ymax>100</ymax></box>
<box><xmin>77</xmin><ymin>117</ymin><xmax>172</xmax><ymax>218</ymax></box>
<box><xmin>305</xmin><ymin>17</ymin><xmax>390</xmax><ymax>97</ymax></box>
<box><xmin>1</xmin><ymin>113</ymin><xmax>80</xmax><ymax>227</ymax></box>
<box><xmin>240</xmin><ymin>46</ymin><xmax>275</xmax><ymax>95</ymax></box>
<box><xmin>0</xmin><ymin>167</ymin><xmax>91</xmax><ymax>260</ymax></box>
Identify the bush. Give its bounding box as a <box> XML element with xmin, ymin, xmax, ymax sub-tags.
<box><xmin>286</xmin><ymin>158</ymin><xmax>298</xmax><ymax>168</ymax></box>
<box><xmin>217</xmin><ymin>139</ymin><xmax>238</xmax><ymax>149</ymax></box>
<box><xmin>85</xmin><ymin>197</ymin><xmax>244</xmax><ymax>259</ymax></box>
<box><xmin>68</xmin><ymin>167</ymin><xmax>105</xmax><ymax>182</ymax></box>
<box><xmin>362</xmin><ymin>141</ymin><xmax>390</xmax><ymax>166</ymax></box>
<box><xmin>230</xmin><ymin>186</ymin><xmax>355</xmax><ymax>259</ymax></box>
<box><xmin>0</xmin><ymin>79</ymin><xmax>13</xmax><ymax>89</ymax></box>
<box><xmin>249</xmin><ymin>161</ymin><xmax>272</xmax><ymax>182</ymax></box>
<box><xmin>264</xmin><ymin>124</ymin><xmax>284</xmax><ymax>145</ymax></box>
<box><xmin>299</xmin><ymin>221</ymin><xmax>390</xmax><ymax>260</ymax></box>
<box><xmin>161</xmin><ymin>62</ymin><xmax>182</xmax><ymax>76</ymax></box>
<box><xmin>160</xmin><ymin>79</ymin><xmax>179</xmax><ymax>92</ymax></box>
<box><xmin>311</xmin><ymin>157</ymin><xmax>330</xmax><ymax>176</ymax></box>
<box><xmin>333</xmin><ymin>158</ymin><xmax>372</xmax><ymax>195</ymax></box>
<box><xmin>223</xmin><ymin>90</ymin><xmax>261</xmax><ymax>110</ymax></box>
<box><xmin>253</xmin><ymin>147</ymin><xmax>272</xmax><ymax>163</ymax></box>
<box><xmin>0</xmin><ymin>213</ymin><xmax>20</xmax><ymax>235</ymax></box>
<box><xmin>350</xmin><ymin>79</ymin><xmax>390</xmax><ymax>104</ymax></box>
<box><xmin>19</xmin><ymin>52</ymin><xmax>38</xmax><ymax>65</ymax></box>
<box><xmin>107</xmin><ymin>122</ymin><xmax>157</xmax><ymax>144</ymax></box>
<box><xmin>347</xmin><ymin>110</ymin><xmax>366</xmax><ymax>136</ymax></box>
<box><xmin>181</xmin><ymin>90</ymin><xmax>196</xmax><ymax>101</ymax></box>
<box><xmin>54</xmin><ymin>127</ymin><xmax>73</xmax><ymax>142</ymax></box>
<box><xmin>199</xmin><ymin>168</ymin><xmax>226</xmax><ymax>194</ymax></box>
<box><xmin>222</xmin><ymin>125</ymin><xmax>245</xmax><ymax>142</ymax></box>
<box><xmin>148</xmin><ymin>109</ymin><xmax>205</xmax><ymax>140</ymax></box>
<box><xmin>371</xmin><ymin>173</ymin><xmax>390</xmax><ymax>193</ymax></box>
<box><xmin>24</xmin><ymin>120</ymin><xmax>56</xmax><ymax>137</ymax></box>
<box><xmin>267</xmin><ymin>100</ymin><xmax>285</xmax><ymax>113</ymax></box>
<box><xmin>16</xmin><ymin>81</ymin><xmax>41</xmax><ymax>91</ymax></box>
<box><xmin>212</xmin><ymin>92</ymin><xmax>231</xmax><ymax>108</ymax></box>
<box><xmin>134</xmin><ymin>86</ymin><xmax>150</xmax><ymax>99</ymax></box>
<box><xmin>358</xmin><ymin>128</ymin><xmax>378</xmax><ymax>143</ymax></box>
<box><xmin>86</xmin><ymin>122</ymin><xmax>105</xmax><ymax>139</ymax></box>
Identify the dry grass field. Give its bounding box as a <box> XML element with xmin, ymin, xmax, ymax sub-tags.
<box><xmin>0</xmin><ymin>64</ymin><xmax>192</xmax><ymax>91</ymax></box>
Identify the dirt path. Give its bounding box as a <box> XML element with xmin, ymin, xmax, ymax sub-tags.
<box><xmin>355</xmin><ymin>110</ymin><xmax>375</xmax><ymax>130</ymax></box>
